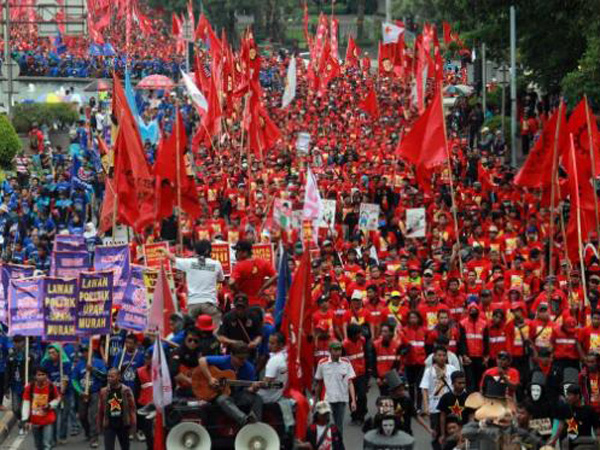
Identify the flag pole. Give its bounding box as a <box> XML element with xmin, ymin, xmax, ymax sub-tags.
<box><xmin>570</xmin><ymin>133</ymin><xmax>589</xmax><ymax>307</ymax></box>
<box><xmin>175</xmin><ymin>107</ymin><xmax>184</xmax><ymax>252</ymax></box>
<box><xmin>548</xmin><ymin>100</ymin><xmax>564</xmax><ymax>277</ymax></box>
<box><xmin>24</xmin><ymin>336</ymin><xmax>29</xmax><ymax>388</ymax></box>
<box><xmin>584</xmin><ymin>95</ymin><xmax>600</xmax><ymax>239</ymax></box>
<box><xmin>438</xmin><ymin>82</ymin><xmax>463</xmax><ymax>274</ymax></box>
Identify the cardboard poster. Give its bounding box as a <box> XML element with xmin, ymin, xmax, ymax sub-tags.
<box><xmin>406</xmin><ymin>208</ymin><xmax>427</xmax><ymax>238</ymax></box>
<box><xmin>318</xmin><ymin>199</ymin><xmax>337</xmax><ymax>229</ymax></box>
<box><xmin>359</xmin><ymin>203</ymin><xmax>380</xmax><ymax>231</ymax></box>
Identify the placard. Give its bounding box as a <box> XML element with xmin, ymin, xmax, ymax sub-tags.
<box><xmin>296</xmin><ymin>132</ymin><xmax>311</xmax><ymax>155</ymax></box>
<box><xmin>8</xmin><ymin>277</ymin><xmax>44</xmax><ymax>337</ymax></box>
<box><xmin>252</xmin><ymin>244</ymin><xmax>275</xmax><ymax>268</ymax></box>
<box><xmin>1</xmin><ymin>264</ymin><xmax>35</xmax><ymax>324</ymax></box>
<box><xmin>318</xmin><ymin>199</ymin><xmax>337</xmax><ymax>229</ymax></box>
<box><xmin>211</xmin><ymin>243</ymin><xmax>232</xmax><ymax>276</ymax></box>
<box><xmin>143</xmin><ymin>242</ymin><xmax>172</xmax><ymax>273</ymax></box>
<box><xmin>406</xmin><ymin>208</ymin><xmax>426</xmax><ymax>238</ymax></box>
<box><xmin>54</xmin><ymin>234</ymin><xmax>87</xmax><ymax>252</ymax></box>
<box><xmin>116</xmin><ymin>266</ymin><xmax>148</xmax><ymax>332</ymax></box>
<box><xmin>359</xmin><ymin>203</ymin><xmax>380</xmax><ymax>231</ymax></box>
<box><xmin>76</xmin><ymin>271</ymin><xmax>114</xmax><ymax>336</ymax></box>
<box><xmin>43</xmin><ymin>277</ymin><xmax>78</xmax><ymax>342</ymax></box>
<box><xmin>273</xmin><ymin>198</ymin><xmax>293</xmax><ymax>230</ymax></box>
<box><xmin>94</xmin><ymin>245</ymin><xmax>130</xmax><ymax>306</ymax></box>
<box><xmin>51</xmin><ymin>251</ymin><xmax>90</xmax><ymax>278</ymax></box>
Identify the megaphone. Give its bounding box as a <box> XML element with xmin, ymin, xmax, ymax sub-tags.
<box><xmin>235</xmin><ymin>422</ymin><xmax>280</xmax><ymax>450</ymax></box>
<box><xmin>166</xmin><ymin>422</ymin><xmax>211</xmax><ymax>450</ymax></box>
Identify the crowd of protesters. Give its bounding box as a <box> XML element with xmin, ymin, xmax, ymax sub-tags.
<box><xmin>2</xmin><ymin>22</ymin><xmax>600</xmax><ymax>450</ymax></box>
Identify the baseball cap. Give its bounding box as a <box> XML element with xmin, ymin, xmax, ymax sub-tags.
<box><xmin>314</xmin><ymin>401</ymin><xmax>332</xmax><ymax>415</ymax></box>
<box><xmin>329</xmin><ymin>341</ymin><xmax>342</xmax><ymax>350</ymax></box>
<box><xmin>390</xmin><ymin>291</ymin><xmax>402</xmax><ymax>298</ymax></box>
<box><xmin>195</xmin><ymin>315</ymin><xmax>214</xmax><ymax>332</ymax></box>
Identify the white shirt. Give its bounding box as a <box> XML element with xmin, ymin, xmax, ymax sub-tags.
<box><xmin>258</xmin><ymin>350</ymin><xmax>287</xmax><ymax>403</ymax></box>
<box><xmin>175</xmin><ymin>257</ymin><xmax>224</xmax><ymax>305</ymax></box>
<box><xmin>419</xmin><ymin>364</ymin><xmax>458</xmax><ymax>413</ymax></box>
<box><xmin>314</xmin><ymin>357</ymin><xmax>355</xmax><ymax>403</ymax></box>
<box><xmin>425</xmin><ymin>351</ymin><xmax>461</xmax><ymax>370</ymax></box>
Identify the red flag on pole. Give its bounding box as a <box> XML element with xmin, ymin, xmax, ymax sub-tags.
<box><xmin>515</xmin><ymin>102</ymin><xmax>567</xmax><ymax>188</ymax></box>
<box><xmin>565</xmin><ymin>98</ymin><xmax>600</xmax><ymax>180</ymax></box>
<box><xmin>282</xmin><ymin>251</ymin><xmax>314</xmax><ymax>395</ymax></box>
<box><xmin>396</xmin><ymin>87</ymin><xmax>447</xmax><ymax>183</ymax></box>
<box><xmin>345</xmin><ymin>36</ymin><xmax>360</xmax><ymax>68</ymax></box>
<box><xmin>358</xmin><ymin>86</ymin><xmax>380</xmax><ymax>118</ymax></box>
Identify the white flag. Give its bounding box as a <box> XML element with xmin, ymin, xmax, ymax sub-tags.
<box><xmin>181</xmin><ymin>70</ymin><xmax>208</xmax><ymax>114</ymax></box>
<box><xmin>281</xmin><ymin>56</ymin><xmax>297</xmax><ymax>108</ymax></box>
<box><xmin>152</xmin><ymin>338</ymin><xmax>173</xmax><ymax>411</ymax></box>
<box><xmin>303</xmin><ymin>168</ymin><xmax>323</xmax><ymax>221</ymax></box>
<box><xmin>382</xmin><ymin>22</ymin><xmax>404</xmax><ymax>44</ymax></box>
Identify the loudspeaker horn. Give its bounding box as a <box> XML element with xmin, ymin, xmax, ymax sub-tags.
<box><xmin>235</xmin><ymin>422</ymin><xmax>280</xmax><ymax>450</ymax></box>
<box><xmin>166</xmin><ymin>422</ymin><xmax>211</xmax><ymax>450</ymax></box>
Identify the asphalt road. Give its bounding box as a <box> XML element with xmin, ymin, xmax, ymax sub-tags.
<box><xmin>2</xmin><ymin>382</ymin><xmax>433</xmax><ymax>449</ymax></box>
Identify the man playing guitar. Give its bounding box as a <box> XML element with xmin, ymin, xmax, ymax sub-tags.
<box><xmin>196</xmin><ymin>343</ymin><xmax>263</xmax><ymax>426</ymax></box>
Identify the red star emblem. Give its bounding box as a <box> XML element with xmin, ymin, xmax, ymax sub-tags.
<box><xmin>385</xmin><ymin>26</ymin><xmax>392</xmax><ymax>34</ymax></box>
<box><xmin>108</xmin><ymin>397</ymin><xmax>122</xmax><ymax>412</ymax></box>
<box><xmin>449</xmin><ymin>399</ymin><xmax>464</xmax><ymax>417</ymax></box>
<box><xmin>566</xmin><ymin>417</ymin><xmax>579</xmax><ymax>434</ymax></box>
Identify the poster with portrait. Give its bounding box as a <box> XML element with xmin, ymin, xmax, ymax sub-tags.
<box><xmin>405</xmin><ymin>208</ymin><xmax>426</xmax><ymax>238</ymax></box>
<box><xmin>359</xmin><ymin>203</ymin><xmax>380</xmax><ymax>231</ymax></box>
<box><xmin>318</xmin><ymin>199</ymin><xmax>337</xmax><ymax>229</ymax></box>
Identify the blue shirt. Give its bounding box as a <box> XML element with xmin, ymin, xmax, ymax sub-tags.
<box><xmin>205</xmin><ymin>356</ymin><xmax>256</xmax><ymax>382</ymax></box>
<box><xmin>110</xmin><ymin>349</ymin><xmax>144</xmax><ymax>389</ymax></box>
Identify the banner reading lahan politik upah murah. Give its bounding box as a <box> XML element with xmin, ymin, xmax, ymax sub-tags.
<box><xmin>43</xmin><ymin>277</ymin><xmax>78</xmax><ymax>342</ymax></box>
<box><xmin>8</xmin><ymin>277</ymin><xmax>44</xmax><ymax>337</ymax></box>
<box><xmin>76</xmin><ymin>271</ymin><xmax>113</xmax><ymax>336</ymax></box>
<box><xmin>0</xmin><ymin>264</ymin><xmax>35</xmax><ymax>324</ymax></box>
<box><xmin>116</xmin><ymin>266</ymin><xmax>148</xmax><ymax>332</ymax></box>
<box><xmin>94</xmin><ymin>245</ymin><xmax>130</xmax><ymax>306</ymax></box>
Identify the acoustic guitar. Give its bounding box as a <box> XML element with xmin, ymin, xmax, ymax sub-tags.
<box><xmin>191</xmin><ymin>366</ymin><xmax>284</xmax><ymax>401</ymax></box>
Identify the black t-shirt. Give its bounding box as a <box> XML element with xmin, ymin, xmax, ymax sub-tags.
<box><xmin>107</xmin><ymin>388</ymin><xmax>124</xmax><ymax>428</ymax></box>
<box><xmin>438</xmin><ymin>390</ymin><xmax>472</xmax><ymax>425</ymax></box>
<box><xmin>218</xmin><ymin>311</ymin><xmax>261</xmax><ymax>343</ymax></box>
<box><xmin>393</xmin><ymin>395</ymin><xmax>417</xmax><ymax>435</ymax></box>
<box><xmin>556</xmin><ymin>401</ymin><xmax>599</xmax><ymax>440</ymax></box>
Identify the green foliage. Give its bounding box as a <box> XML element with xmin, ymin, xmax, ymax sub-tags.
<box><xmin>562</xmin><ymin>34</ymin><xmax>600</xmax><ymax>112</ymax></box>
<box><xmin>11</xmin><ymin>103</ymin><xmax>79</xmax><ymax>134</ymax></box>
<box><xmin>0</xmin><ymin>115</ymin><xmax>21</xmax><ymax>168</ymax></box>
<box><xmin>483</xmin><ymin>115</ymin><xmax>510</xmax><ymax>143</ymax></box>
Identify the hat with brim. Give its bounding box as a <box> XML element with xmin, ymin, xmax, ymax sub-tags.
<box><xmin>314</xmin><ymin>401</ymin><xmax>331</xmax><ymax>415</ymax></box>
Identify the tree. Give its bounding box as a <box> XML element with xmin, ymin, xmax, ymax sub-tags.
<box><xmin>0</xmin><ymin>115</ymin><xmax>21</xmax><ymax>168</ymax></box>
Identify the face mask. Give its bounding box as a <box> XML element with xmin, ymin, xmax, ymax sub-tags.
<box><xmin>530</xmin><ymin>385</ymin><xmax>542</xmax><ymax>401</ymax></box>
<box><xmin>382</xmin><ymin>419</ymin><xmax>395</xmax><ymax>437</ymax></box>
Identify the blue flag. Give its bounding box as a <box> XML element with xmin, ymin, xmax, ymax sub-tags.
<box><xmin>54</xmin><ymin>33</ymin><xmax>67</xmax><ymax>55</ymax></box>
<box><xmin>102</xmin><ymin>43</ymin><xmax>116</xmax><ymax>56</ymax></box>
<box><xmin>89</xmin><ymin>43</ymin><xmax>103</xmax><ymax>56</ymax></box>
<box><xmin>138</xmin><ymin>118</ymin><xmax>160</xmax><ymax>145</ymax></box>
<box><xmin>124</xmin><ymin>69</ymin><xmax>140</xmax><ymax>118</ymax></box>
<box><xmin>274</xmin><ymin>246</ymin><xmax>292</xmax><ymax>329</ymax></box>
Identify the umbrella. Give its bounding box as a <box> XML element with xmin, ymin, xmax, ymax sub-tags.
<box><xmin>83</xmin><ymin>79</ymin><xmax>112</xmax><ymax>92</ymax></box>
<box><xmin>37</xmin><ymin>93</ymin><xmax>64</xmax><ymax>103</ymax></box>
<box><xmin>444</xmin><ymin>84</ymin><xmax>474</xmax><ymax>96</ymax></box>
<box><xmin>137</xmin><ymin>74</ymin><xmax>175</xmax><ymax>90</ymax></box>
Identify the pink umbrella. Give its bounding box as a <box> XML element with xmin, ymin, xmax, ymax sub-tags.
<box><xmin>137</xmin><ymin>74</ymin><xmax>175</xmax><ymax>90</ymax></box>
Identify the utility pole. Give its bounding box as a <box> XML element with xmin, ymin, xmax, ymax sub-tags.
<box><xmin>385</xmin><ymin>0</ymin><xmax>391</xmax><ymax>22</ymax></box>
<box><xmin>510</xmin><ymin>5</ymin><xmax>517</xmax><ymax>167</ymax></box>
<box><xmin>482</xmin><ymin>42</ymin><xmax>486</xmax><ymax>116</ymax></box>
<box><xmin>3</xmin><ymin>0</ymin><xmax>12</xmax><ymax>115</ymax></box>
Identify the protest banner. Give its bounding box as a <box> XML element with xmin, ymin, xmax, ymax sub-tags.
<box><xmin>8</xmin><ymin>277</ymin><xmax>44</xmax><ymax>337</ymax></box>
<box><xmin>94</xmin><ymin>245</ymin><xmax>130</xmax><ymax>306</ymax></box>
<box><xmin>76</xmin><ymin>271</ymin><xmax>113</xmax><ymax>336</ymax></box>
<box><xmin>116</xmin><ymin>266</ymin><xmax>148</xmax><ymax>332</ymax></box>
<box><xmin>43</xmin><ymin>277</ymin><xmax>78</xmax><ymax>342</ymax></box>
<box><xmin>101</xmin><ymin>225</ymin><xmax>130</xmax><ymax>245</ymax></box>
<box><xmin>273</xmin><ymin>198</ymin><xmax>293</xmax><ymax>230</ymax></box>
<box><xmin>318</xmin><ymin>199</ymin><xmax>337</xmax><ymax>229</ymax></box>
<box><xmin>54</xmin><ymin>234</ymin><xmax>87</xmax><ymax>252</ymax></box>
<box><xmin>0</xmin><ymin>264</ymin><xmax>35</xmax><ymax>324</ymax></box>
<box><xmin>253</xmin><ymin>243</ymin><xmax>275</xmax><ymax>267</ymax></box>
<box><xmin>406</xmin><ymin>208</ymin><xmax>427</xmax><ymax>238</ymax></box>
<box><xmin>211</xmin><ymin>243</ymin><xmax>232</xmax><ymax>276</ymax></box>
<box><xmin>296</xmin><ymin>131</ymin><xmax>311</xmax><ymax>155</ymax></box>
<box><xmin>143</xmin><ymin>242</ymin><xmax>172</xmax><ymax>272</ymax></box>
<box><xmin>291</xmin><ymin>210</ymin><xmax>303</xmax><ymax>230</ymax></box>
<box><xmin>143</xmin><ymin>269</ymin><xmax>159</xmax><ymax>299</ymax></box>
<box><xmin>359</xmin><ymin>203</ymin><xmax>380</xmax><ymax>231</ymax></box>
<box><xmin>51</xmin><ymin>251</ymin><xmax>90</xmax><ymax>278</ymax></box>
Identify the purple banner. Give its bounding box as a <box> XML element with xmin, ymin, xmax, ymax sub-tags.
<box><xmin>43</xmin><ymin>277</ymin><xmax>78</xmax><ymax>342</ymax></box>
<box><xmin>8</xmin><ymin>277</ymin><xmax>44</xmax><ymax>337</ymax></box>
<box><xmin>116</xmin><ymin>266</ymin><xmax>148</xmax><ymax>332</ymax></box>
<box><xmin>94</xmin><ymin>245</ymin><xmax>130</xmax><ymax>306</ymax></box>
<box><xmin>51</xmin><ymin>251</ymin><xmax>90</xmax><ymax>278</ymax></box>
<box><xmin>76</xmin><ymin>271</ymin><xmax>113</xmax><ymax>336</ymax></box>
<box><xmin>54</xmin><ymin>234</ymin><xmax>87</xmax><ymax>252</ymax></box>
<box><xmin>0</xmin><ymin>264</ymin><xmax>35</xmax><ymax>324</ymax></box>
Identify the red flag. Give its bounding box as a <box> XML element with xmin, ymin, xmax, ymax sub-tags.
<box><xmin>192</xmin><ymin>67</ymin><xmax>222</xmax><ymax>151</ymax></box>
<box><xmin>330</xmin><ymin>18</ymin><xmax>339</xmax><ymax>61</ymax></box>
<box><xmin>153</xmin><ymin>411</ymin><xmax>165</xmax><ymax>450</ymax></box>
<box><xmin>149</xmin><ymin>265</ymin><xmax>176</xmax><ymax>337</ymax></box>
<box><xmin>443</xmin><ymin>21</ymin><xmax>452</xmax><ymax>44</ymax></box>
<box><xmin>345</xmin><ymin>36</ymin><xmax>360</xmax><ymax>68</ymax></box>
<box><xmin>566</xmin><ymin>133</ymin><xmax>597</xmax><ymax>262</ymax></box>
<box><xmin>98</xmin><ymin>176</ymin><xmax>115</xmax><ymax>233</ymax></box>
<box><xmin>172</xmin><ymin>13</ymin><xmax>182</xmax><ymax>36</ymax></box>
<box><xmin>515</xmin><ymin>102</ymin><xmax>567</xmax><ymax>187</ymax></box>
<box><xmin>246</xmin><ymin>88</ymin><xmax>282</xmax><ymax>159</ymax></box>
<box><xmin>187</xmin><ymin>0</ymin><xmax>195</xmax><ymax>37</ymax></box>
<box><xmin>155</xmin><ymin>111</ymin><xmax>186</xmax><ymax>182</ymax></box>
<box><xmin>396</xmin><ymin>88</ymin><xmax>447</xmax><ymax>187</ymax></box>
<box><xmin>195</xmin><ymin>14</ymin><xmax>222</xmax><ymax>61</ymax></box>
<box><xmin>359</xmin><ymin>86</ymin><xmax>380</xmax><ymax>118</ymax></box>
<box><xmin>565</xmin><ymin>98</ymin><xmax>600</xmax><ymax>180</ymax></box>
<box><xmin>303</xmin><ymin>2</ymin><xmax>312</xmax><ymax>51</ymax></box>
<box><xmin>282</xmin><ymin>251</ymin><xmax>314</xmax><ymax>394</ymax></box>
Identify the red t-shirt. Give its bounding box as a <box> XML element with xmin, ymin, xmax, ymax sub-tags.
<box><xmin>231</xmin><ymin>258</ymin><xmax>276</xmax><ymax>306</ymax></box>
<box><xmin>24</xmin><ymin>382</ymin><xmax>59</xmax><ymax>426</ymax></box>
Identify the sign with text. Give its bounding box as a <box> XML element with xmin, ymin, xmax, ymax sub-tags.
<box><xmin>252</xmin><ymin>244</ymin><xmax>275</xmax><ymax>268</ymax></box>
<box><xmin>211</xmin><ymin>243</ymin><xmax>232</xmax><ymax>276</ymax></box>
<box><xmin>76</xmin><ymin>271</ymin><xmax>113</xmax><ymax>336</ymax></box>
<box><xmin>51</xmin><ymin>251</ymin><xmax>90</xmax><ymax>278</ymax></box>
<box><xmin>8</xmin><ymin>277</ymin><xmax>44</xmax><ymax>337</ymax></box>
<box><xmin>1</xmin><ymin>264</ymin><xmax>35</xmax><ymax>324</ymax></box>
<box><xmin>143</xmin><ymin>242</ymin><xmax>172</xmax><ymax>273</ymax></box>
<box><xmin>43</xmin><ymin>277</ymin><xmax>78</xmax><ymax>342</ymax></box>
<box><xmin>116</xmin><ymin>266</ymin><xmax>148</xmax><ymax>332</ymax></box>
<box><xmin>359</xmin><ymin>203</ymin><xmax>380</xmax><ymax>231</ymax></box>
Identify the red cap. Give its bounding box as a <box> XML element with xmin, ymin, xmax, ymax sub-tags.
<box><xmin>195</xmin><ymin>315</ymin><xmax>215</xmax><ymax>332</ymax></box>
